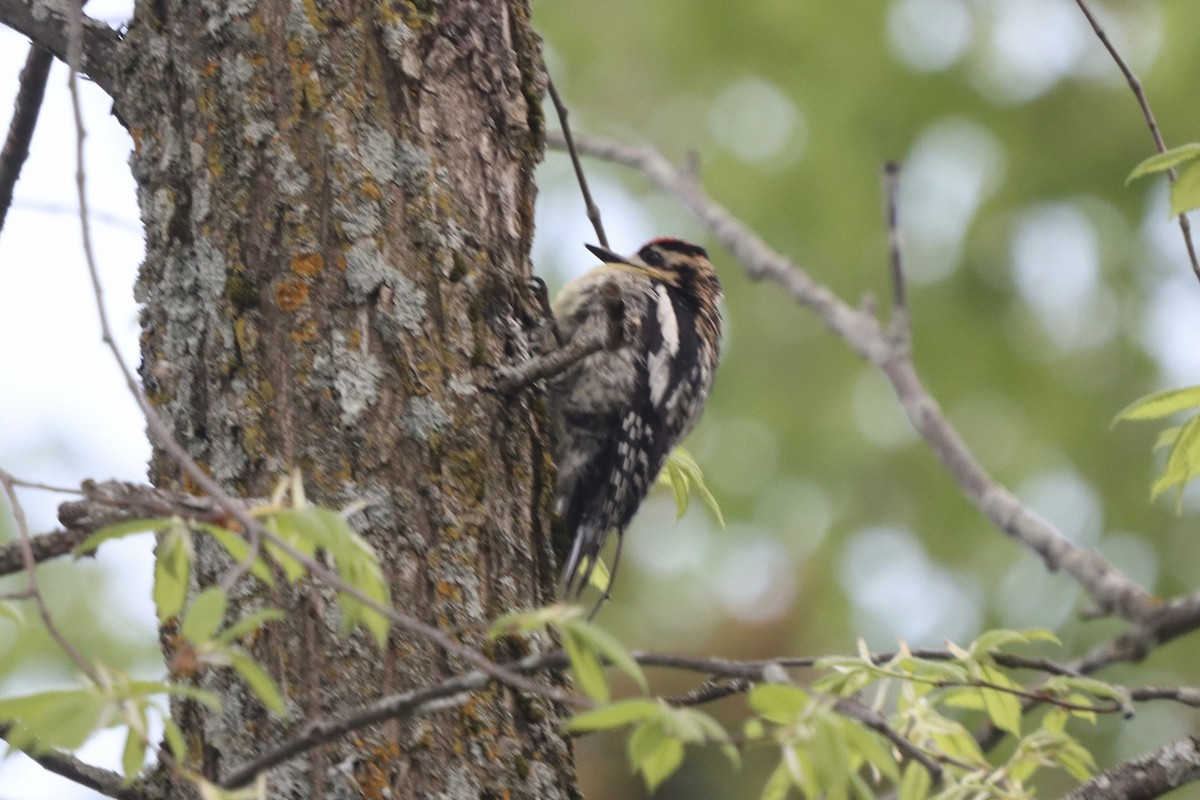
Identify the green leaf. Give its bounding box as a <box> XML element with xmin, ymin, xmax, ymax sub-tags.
<box><xmin>197</xmin><ymin>523</ymin><xmax>274</xmax><ymax>586</ymax></box>
<box><xmin>976</xmin><ymin>663</ymin><xmax>1022</xmax><ymax>736</ymax></box>
<box><xmin>749</xmin><ymin>684</ymin><xmax>810</xmax><ymax>724</ymax></box>
<box><xmin>564</xmin><ymin>619</ymin><xmax>647</xmax><ymax>693</ymax></box>
<box><xmin>163</xmin><ymin>717</ymin><xmax>188</xmax><ymax>763</ymax></box>
<box><xmin>75</xmin><ymin>517</ymin><xmax>173</xmax><ymax>555</ymax></box>
<box><xmin>785</xmin><ymin>744</ymin><xmax>820</xmax><ymax>797</ymax></box>
<box><xmin>842</xmin><ymin>719</ymin><xmax>900</xmax><ymax>783</ymax></box>
<box><xmin>628</xmin><ymin>719</ymin><xmax>684</xmax><ymax>791</ymax></box>
<box><xmin>126</xmin><ymin>680</ymin><xmax>221</xmax><ymax>710</ymax></box>
<box><xmin>660</xmin><ymin>707</ymin><xmax>706</xmax><ymax>744</ymax></box>
<box><xmin>1155</xmin><ymin>425</ymin><xmax>1182</xmax><ymax>451</ymax></box>
<box><xmin>1114</xmin><ymin>385</ymin><xmax>1200</xmax><ymax>423</ymax></box>
<box><xmin>229</xmin><ymin>649</ymin><xmax>286</xmax><ymax>715</ymax></box>
<box><xmin>264</xmin><ymin>510</ymin><xmax>315</xmax><ymax>583</ymax></box>
<box><xmin>565</xmin><ymin>699</ymin><xmax>662</xmax><ymax>733</ymax></box>
<box><xmin>930</xmin><ymin>724</ymin><xmax>987</xmax><ymax>767</ymax></box>
<box><xmin>760</xmin><ymin>761</ymin><xmax>793</xmax><ymax>800</ymax></box>
<box><xmin>488</xmin><ymin>604</ymin><xmax>581</xmax><ymax>639</ymax></box>
<box><xmin>153</xmin><ymin>523</ymin><xmax>192</xmax><ymax>623</ymax></box>
<box><xmin>656</xmin><ymin>447</ymin><xmax>725</xmax><ymax>527</ymax></box>
<box><xmin>1151</xmin><ymin>414</ymin><xmax>1200</xmax><ymax>507</ymax></box>
<box><xmin>894</xmin><ymin>657</ymin><xmax>969</xmax><ymax>683</ymax></box>
<box><xmin>1054</xmin><ymin>737</ymin><xmax>1097</xmax><ymax>782</ymax></box>
<box><xmin>0</xmin><ymin>601</ymin><xmax>23</xmax><ymax>626</ymax></box>
<box><xmin>898</xmin><ymin>761</ymin><xmax>932</xmax><ymax>800</ymax></box>
<box><xmin>566</xmin><ymin>554</ymin><xmax>611</xmax><ymax>593</ymax></box>
<box><xmin>938</xmin><ymin>686</ymin><xmax>987</xmax><ymax>712</ymax></box>
<box><xmin>0</xmin><ymin>690</ymin><xmax>110</xmax><ymax>752</ymax></box>
<box><xmin>662</xmin><ymin>459</ymin><xmax>690</xmax><ymax>521</ymax></box>
<box><xmin>744</xmin><ymin>718</ymin><xmax>766</xmax><ymax>740</ymax></box>
<box><xmin>181</xmin><ymin>587</ymin><xmax>229</xmax><ymax>645</ymax></box>
<box><xmin>1057</xmin><ymin>676</ymin><xmax>1133</xmax><ymax>714</ymax></box>
<box><xmin>214</xmin><ymin>608</ymin><xmax>285</xmax><ymax>646</ymax></box>
<box><xmin>809</xmin><ymin>717</ymin><xmax>851</xmax><ymax>800</ymax></box>
<box><xmin>971</xmin><ymin>628</ymin><xmax>1059</xmax><ymax>656</ymax></box>
<box><xmin>1171</xmin><ymin>161</ymin><xmax>1200</xmax><ymax>216</ymax></box>
<box><xmin>686</xmin><ymin>708</ymin><xmax>739</xmax><ymax>768</ymax></box>
<box><xmin>563</xmin><ymin>626</ymin><xmax>609</xmax><ymax>702</ymax></box>
<box><xmin>121</xmin><ymin>719</ymin><xmax>146</xmax><ymax>780</ymax></box>
<box><xmin>1127</xmin><ymin>142</ymin><xmax>1200</xmax><ymax>183</ymax></box>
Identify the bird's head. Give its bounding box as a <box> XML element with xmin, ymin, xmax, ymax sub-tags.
<box><xmin>585</xmin><ymin>238</ymin><xmax>720</xmax><ymax>303</ymax></box>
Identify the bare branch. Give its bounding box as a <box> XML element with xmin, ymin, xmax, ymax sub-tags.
<box><xmin>0</xmin><ymin>725</ymin><xmax>145</xmax><ymax>800</ymax></box>
<box><xmin>0</xmin><ymin>0</ymin><xmax>122</xmax><ymax>99</ymax></box>
<box><xmin>1061</xmin><ymin>735</ymin><xmax>1200</xmax><ymax>800</ymax></box>
<box><xmin>548</xmin><ymin>132</ymin><xmax>1155</xmax><ymax>625</ymax></box>
<box><xmin>0</xmin><ymin>528</ymin><xmax>89</xmax><ymax>578</ymax></box>
<box><xmin>0</xmin><ymin>45</ymin><xmax>52</xmax><ymax>235</ymax></box>
<box><xmin>1072</xmin><ymin>0</ymin><xmax>1200</xmax><ymax>283</ymax></box>
<box><xmin>658</xmin><ymin>678</ymin><xmax>750</xmax><ymax>708</ymax></box>
<box><xmin>220</xmin><ymin>673</ymin><xmax>482</xmax><ymax>787</ymax></box>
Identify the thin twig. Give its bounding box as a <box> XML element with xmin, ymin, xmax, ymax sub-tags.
<box><xmin>8</xmin><ymin>476</ymin><xmax>82</xmax><ymax>494</ymax></box>
<box><xmin>1073</xmin><ymin>0</ymin><xmax>1200</xmax><ymax>283</ymax></box>
<box><xmin>0</xmin><ymin>469</ymin><xmax>99</xmax><ymax>682</ymax></box>
<box><xmin>882</xmin><ymin>161</ymin><xmax>908</xmax><ymax>326</ymax></box>
<box><xmin>0</xmin><ymin>45</ymin><xmax>53</xmax><ymax>236</ymax></box>
<box><xmin>546</xmin><ymin>76</ymin><xmax>609</xmax><ymax>249</ymax></box>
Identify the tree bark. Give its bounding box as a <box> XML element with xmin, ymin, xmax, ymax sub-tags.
<box><xmin>106</xmin><ymin>0</ymin><xmax>570</xmax><ymax>796</ymax></box>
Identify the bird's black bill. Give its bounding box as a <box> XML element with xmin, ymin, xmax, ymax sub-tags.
<box><xmin>586</xmin><ymin>243</ymin><xmax>627</xmax><ymax>264</ymax></box>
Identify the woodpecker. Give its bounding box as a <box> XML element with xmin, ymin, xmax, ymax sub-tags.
<box><xmin>550</xmin><ymin>238</ymin><xmax>723</xmax><ymax>597</ymax></box>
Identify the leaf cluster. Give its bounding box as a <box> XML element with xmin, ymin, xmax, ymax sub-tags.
<box><xmin>0</xmin><ymin>473</ymin><xmax>392</xmax><ymax>795</ymax></box>
<box><xmin>517</xmin><ymin>619</ymin><xmax>1120</xmax><ymax>799</ymax></box>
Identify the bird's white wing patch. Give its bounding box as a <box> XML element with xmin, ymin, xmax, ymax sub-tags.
<box><xmin>647</xmin><ymin>284</ymin><xmax>679</xmax><ymax>406</ymax></box>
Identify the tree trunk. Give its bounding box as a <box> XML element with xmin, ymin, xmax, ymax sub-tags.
<box><xmin>113</xmin><ymin>1</ymin><xmax>572</xmax><ymax>795</ymax></box>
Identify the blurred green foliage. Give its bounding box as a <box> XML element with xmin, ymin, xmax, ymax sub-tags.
<box><xmin>532</xmin><ymin>0</ymin><xmax>1200</xmax><ymax>797</ymax></box>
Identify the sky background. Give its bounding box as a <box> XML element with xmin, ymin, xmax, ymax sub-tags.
<box><xmin>4</xmin><ymin>0</ymin><xmax>1200</xmax><ymax>798</ymax></box>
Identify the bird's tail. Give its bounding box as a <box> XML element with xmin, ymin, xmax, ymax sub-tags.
<box><xmin>561</xmin><ymin>521</ymin><xmax>609</xmax><ymax>597</ymax></box>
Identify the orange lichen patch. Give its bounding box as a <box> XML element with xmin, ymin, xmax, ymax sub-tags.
<box><xmin>275</xmin><ymin>276</ymin><xmax>310</xmax><ymax>312</ymax></box>
<box><xmin>435</xmin><ymin>580</ymin><xmax>462</xmax><ymax>602</ymax></box>
<box><xmin>336</xmin><ymin>254</ymin><xmax>348</xmax><ymax>271</ymax></box>
<box><xmin>346</xmin><ymin>329</ymin><xmax>362</xmax><ymax>349</ymax></box>
<box><xmin>290</xmin><ymin>251</ymin><xmax>324</xmax><ymax>278</ymax></box>
<box><xmin>291</xmin><ymin>319</ymin><xmax>319</xmax><ymax>344</ymax></box>
<box><xmin>361</xmin><ymin>178</ymin><xmax>383</xmax><ymax>200</ymax></box>
<box><xmin>202</xmin><ymin>61</ymin><xmax>219</xmax><ymax>77</ymax></box>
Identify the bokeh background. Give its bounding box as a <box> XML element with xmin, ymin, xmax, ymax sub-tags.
<box><xmin>3</xmin><ymin>0</ymin><xmax>1200</xmax><ymax>797</ymax></box>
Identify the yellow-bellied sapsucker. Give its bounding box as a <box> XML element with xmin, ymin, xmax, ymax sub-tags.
<box><xmin>551</xmin><ymin>238</ymin><xmax>723</xmax><ymax>596</ymax></box>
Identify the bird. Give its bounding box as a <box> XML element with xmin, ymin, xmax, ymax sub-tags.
<box><xmin>549</xmin><ymin>237</ymin><xmax>723</xmax><ymax>600</ymax></box>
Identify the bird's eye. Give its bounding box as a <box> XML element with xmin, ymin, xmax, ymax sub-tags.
<box><xmin>638</xmin><ymin>247</ymin><xmax>665</xmax><ymax>267</ymax></box>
